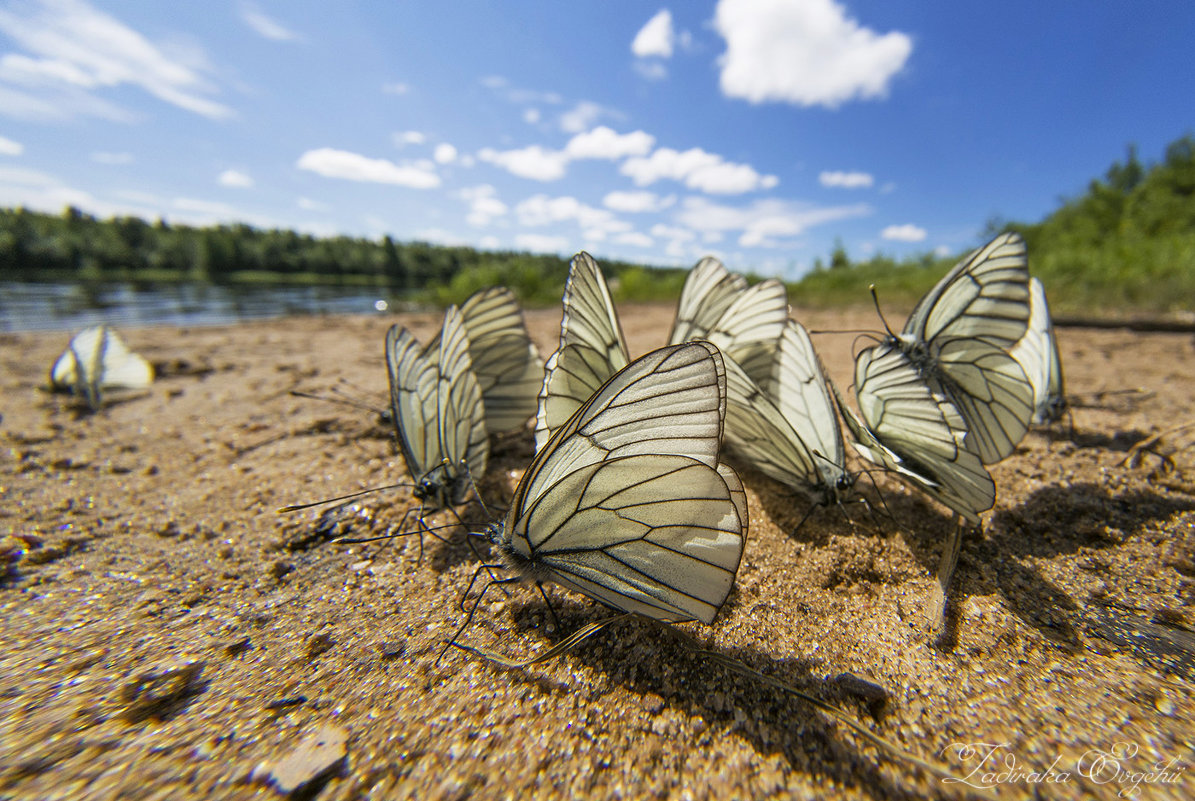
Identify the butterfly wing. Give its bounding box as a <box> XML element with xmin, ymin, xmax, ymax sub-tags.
<box><xmin>385</xmin><ymin>323</ymin><xmax>440</xmax><ymax>488</ymax></box>
<box><xmin>667</xmin><ymin>256</ymin><xmax>747</xmax><ymax>345</ymax></box>
<box><xmin>899</xmin><ymin>232</ymin><xmax>1034</xmax><ymax>464</ymax></box>
<box><xmin>769</xmin><ymin>321</ymin><xmax>848</xmax><ymax>491</ymax></box>
<box><xmin>507</xmin><ymin>454</ymin><xmax>744</xmax><ymax>624</ymax></box>
<box><xmin>534</xmin><ymin>252</ymin><xmax>631</xmax><ymax>450</ymax></box>
<box><xmin>435</xmin><ymin>306</ymin><xmax>490</xmax><ymax>504</ymax></box>
<box><xmin>723</xmin><ymin>352</ymin><xmax>824</xmax><ymax>500</ymax></box>
<box><xmin>505</xmin><ymin>341</ymin><xmax>744</xmax><ymax>625</ymax></box>
<box><xmin>430</xmin><ymin>287</ymin><xmax>544</xmax><ymax>434</ymax></box>
<box><xmin>1010</xmin><ymin>277</ymin><xmax>1066</xmax><ymax>424</ymax></box>
<box><xmin>848</xmin><ymin>343</ymin><xmax>995</xmax><ymax>524</ymax></box>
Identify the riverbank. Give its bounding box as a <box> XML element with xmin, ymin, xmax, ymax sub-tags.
<box><xmin>1</xmin><ymin>306</ymin><xmax>1192</xmax><ymax>799</ymax></box>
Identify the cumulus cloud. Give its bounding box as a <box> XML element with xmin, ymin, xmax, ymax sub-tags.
<box><xmin>620</xmin><ymin>147</ymin><xmax>778</xmax><ymax>194</ymax></box>
<box><xmin>0</xmin><ymin>0</ymin><xmax>233</xmax><ymax>119</ymax></box>
<box><xmin>0</xmin><ymin>135</ymin><xmax>22</xmax><ymax>155</ymax></box>
<box><xmin>239</xmin><ymin>3</ymin><xmax>300</xmax><ymax>42</ymax></box>
<box><xmin>478</xmin><ymin>145</ymin><xmax>568</xmax><ymax>181</ymax></box>
<box><xmin>218</xmin><ymin>169</ymin><xmax>253</xmax><ymax>188</ymax></box>
<box><xmin>820</xmin><ymin>170</ymin><xmax>874</xmax><ymax>188</ymax></box>
<box><xmin>515</xmin><ymin>194</ymin><xmax>630</xmax><ymax>237</ymax></box>
<box><xmin>881</xmin><ymin>223</ymin><xmax>926</xmax><ymax>242</ymax></box>
<box><xmin>714</xmin><ymin>0</ymin><xmax>912</xmax><ymax>108</ymax></box>
<box><xmin>559</xmin><ymin>101</ymin><xmax>611</xmax><ymax>134</ymax></box>
<box><xmin>515</xmin><ymin>233</ymin><xmax>570</xmax><ymax>254</ymax></box>
<box><xmin>632</xmin><ymin>10</ymin><xmax>675</xmax><ymax>58</ymax></box>
<box><xmin>459</xmin><ymin>184</ymin><xmax>507</xmax><ymax>226</ymax></box>
<box><xmin>297</xmin><ymin>196</ymin><xmax>329</xmax><ymax>211</ymax></box>
<box><xmin>296</xmin><ymin>148</ymin><xmax>441</xmax><ymax>188</ymax></box>
<box><xmin>381</xmin><ymin>82</ymin><xmax>409</xmax><ymax>95</ymax></box>
<box><xmin>615</xmin><ymin>231</ymin><xmax>654</xmax><ymax>248</ymax></box>
<box><xmin>434</xmin><ymin>143</ymin><xmax>458</xmax><ymax>164</ymax></box>
<box><xmin>565</xmin><ymin>126</ymin><xmax>655</xmax><ymax>160</ymax></box>
<box><xmin>523</xmin><ymin>108</ymin><xmax>540</xmax><ymax>124</ymax></box>
<box><xmin>676</xmin><ymin>196</ymin><xmax>871</xmax><ymax>248</ymax></box>
<box><xmin>602</xmin><ymin>190</ymin><xmax>675</xmax><ymax>213</ymax></box>
<box><xmin>393</xmin><ymin>130</ymin><xmax>426</xmax><ymax>147</ymax></box>
<box><xmin>91</xmin><ymin>151</ymin><xmax>133</xmax><ymax>164</ymax></box>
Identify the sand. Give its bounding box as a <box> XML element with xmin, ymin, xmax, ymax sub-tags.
<box><xmin>1</xmin><ymin>304</ymin><xmax>1192</xmax><ymax>800</ymax></box>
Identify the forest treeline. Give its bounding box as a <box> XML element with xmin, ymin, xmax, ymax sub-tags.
<box><xmin>1</xmin><ymin>133</ymin><xmax>1193</xmax><ymax>314</ymax></box>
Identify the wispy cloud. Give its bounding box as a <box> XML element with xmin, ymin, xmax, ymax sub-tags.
<box><xmin>881</xmin><ymin>223</ymin><xmax>926</xmax><ymax>242</ymax></box>
<box><xmin>820</xmin><ymin>170</ymin><xmax>874</xmax><ymax>188</ymax></box>
<box><xmin>0</xmin><ymin>0</ymin><xmax>233</xmax><ymax>119</ymax></box>
<box><xmin>459</xmin><ymin>184</ymin><xmax>507</xmax><ymax>226</ymax></box>
<box><xmin>218</xmin><ymin>169</ymin><xmax>254</xmax><ymax>188</ymax></box>
<box><xmin>91</xmin><ymin>151</ymin><xmax>133</xmax><ymax>165</ymax></box>
<box><xmin>239</xmin><ymin>2</ymin><xmax>300</xmax><ymax>42</ymax></box>
<box><xmin>602</xmin><ymin>190</ymin><xmax>676</xmax><ymax>213</ymax></box>
<box><xmin>515</xmin><ymin>194</ymin><xmax>631</xmax><ymax>240</ymax></box>
<box><xmin>0</xmin><ymin>135</ymin><xmax>23</xmax><ymax>156</ymax></box>
<box><xmin>676</xmin><ymin>196</ymin><xmax>871</xmax><ymax>248</ymax></box>
<box><xmin>714</xmin><ymin>0</ymin><xmax>912</xmax><ymax>108</ymax></box>
<box><xmin>515</xmin><ymin>233</ymin><xmax>570</xmax><ymax>254</ymax></box>
<box><xmin>296</xmin><ymin>148</ymin><xmax>441</xmax><ymax>188</ymax></box>
<box><xmin>621</xmin><ymin>146</ymin><xmax>779</xmax><ymax>194</ymax></box>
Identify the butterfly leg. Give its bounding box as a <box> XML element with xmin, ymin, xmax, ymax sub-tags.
<box><xmin>439</xmin><ymin>568</ymin><xmax>520</xmax><ymax>665</ymax></box>
<box><xmin>535</xmin><ymin>581</ymin><xmax>561</xmax><ymax>634</ymax></box>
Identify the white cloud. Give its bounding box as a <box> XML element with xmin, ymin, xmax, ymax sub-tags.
<box><xmin>560</xmin><ymin>101</ymin><xmax>610</xmax><ymax>134</ymax></box>
<box><xmin>632</xmin><ymin>10</ymin><xmax>675</xmax><ymax>58</ymax></box>
<box><xmin>714</xmin><ymin>0</ymin><xmax>912</xmax><ymax>108</ymax></box>
<box><xmin>515</xmin><ymin>194</ymin><xmax>630</xmax><ymax>237</ymax></box>
<box><xmin>479</xmin><ymin>235</ymin><xmax>501</xmax><ymax>250</ymax></box>
<box><xmin>382</xmin><ymin>82</ymin><xmax>409</xmax><ymax>95</ymax></box>
<box><xmin>615</xmin><ymin>231</ymin><xmax>654</xmax><ymax>248</ymax></box>
<box><xmin>296</xmin><ymin>148</ymin><xmax>441</xmax><ymax>188</ymax></box>
<box><xmin>478</xmin><ymin>145</ymin><xmax>568</xmax><ymax>181</ymax></box>
<box><xmin>459</xmin><ymin>184</ymin><xmax>507</xmax><ymax>226</ymax></box>
<box><xmin>523</xmin><ymin>108</ymin><xmax>540</xmax><ymax>124</ymax></box>
<box><xmin>0</xmin><ymin>135</ymin><xmax>22</xmax><ymax>155</ymax></box>
<box><xmin>218</xmin><ymin>169</ymin><xmax>253</xmax><ymax>188</ymax></box>
<box><xmin>515</xmin><ymin>233</ymin><xmax>570</xmax><ymax>254</ymax></box>
<box><xmin>239</xmin><ymin>3</ymin><xmax>299</xmax><ymax>42</ymax></box>
<box><xmin>91</xmin><ymin>151</ymin><xmax>133</xmax><ymax>164</ymax></box>
<box><xmin>620</xmin><ymin>147</ymin><xmax>778</xmax><ymax>194</ymax></box>
<box><xmin>602</xmin><ymin>190</ymin><xmax>675</xmax><ymax>213</ymax></box>
<box><xmin>881</xmin><ymin>223</ymin><xmax>927</xmax><ymax>242</ymax></box>
<box><xmin>633</xmin><ymin>61</ymin><xmax>669</xmax><ymax>81</ymax></box>
<box><xmin>933</xmin><ymin>244</ymin><xmax>951</xmax><ymax>257</ymax></box>
<box><xmin>393</xmin><ymin>130</ymin><xmax>426</xmax><ymax>147</ymax></box>
<box><xmin>173</xmin><ymin>197</ymin><xmax>239</xmax><ymax>217</ymax></box>
<box><xmin>434</xmin><ymin>143</ymin><xmax>458</xmax><ymax>164</ymax></box>
<box><xmin>565</xmin><ymin>126</ymin><xmax>655</xmax><ymax>160</ymax></box>
<box><xmin>414</xmin><ymin>228</ymin><xmax>468</xmax><ymax>247</ymax></box>
<box><xmin>0</xmin><ymin>0</ymin><xmax>233</xmax><ymax>119</ymax></box>
<box><xmin>676</xmin><ymin>196</ymin><xmax>871</xmax><ymax>248</ymax></box>
<box><xmin>819</xmin><ymin>170</ymin><xmax>874</xmax><ymax>189</ymax></box>
<box><xmin>297</xmin><ymin>196</ymin><xmax>329</xmax><ymax>211</ymax></box>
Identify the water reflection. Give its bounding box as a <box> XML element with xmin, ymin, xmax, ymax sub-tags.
<box><xmin>0</xmin><ymin>282</ymin><xmax>405</xmax><ymax>332</ymax></box>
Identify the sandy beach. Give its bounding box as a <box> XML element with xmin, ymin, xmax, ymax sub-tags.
<box><xmin>1</xmin><ymin>304</ymin><xmax>1192</xmax><ymax>800</ymax></box>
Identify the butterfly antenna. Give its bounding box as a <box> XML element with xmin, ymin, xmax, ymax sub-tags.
<box><xmin>869</xmin><ymin>284</ymin><xmax>897</xmax><ymax>338</ymax></box>
<box><xmin>276</xmin><ymin>481</ymin><xmax>414</xmax><ymax>513</ymax></box>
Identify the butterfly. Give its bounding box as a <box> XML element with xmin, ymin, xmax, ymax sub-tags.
<box><xmin>1010</xmin><ymin>277</ymin><xmax>1066</xmax><ymax>425</ymax></box>
<box><xmin>722</xmin><ymin>320</ymin><xmax>854</xmax><ymax>508</ymax></box>
<box><xmin>667</xmin><ymin>256</ymin><xmax>789</xmax><ymax>383</ymax></box>
<box><xmin>535</xmin><ymin>252</ymin><xmax>788</xmax><ymax>450</ymax></box>
<box><xmin>885</xmin><ymin>232</ymin><xmax>1035</xmax><ymax>465</ymax></box>
<box><xmin>485</xmin><ymin>341</ymin><xmax>747</xmax><ymax>625</ymax></box>
<box><xmin>386</xmin><ymin>305</ymin><xmax>489</xmax><ymax>510</ymax></box>
<box><xmin>427</xmin><ymin>287</ymin><xmax>544</xmax><ymax>434</ymax></box>
<box><xmin>50</xmin><ymin>325</ymin><xmax>154</xmax><ymax>411</ymax></box>
<box><xmin>832</xmin><ymin>345</ymin><xmax>995</xmax><ymax>526</ymax></box>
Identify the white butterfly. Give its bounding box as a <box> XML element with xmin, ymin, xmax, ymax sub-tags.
<box><xmin>723</xmin><ymin>320</ymin><xmax>853</xmax><ymax>507</ymax></box>
<box><xmin>50</xmin><ymin>325</ymin><xmax>154</xmax><ymax>411</ymax></box>
<box><xmin>386</xmin><ymin>306</ymin><xmax>489</xmax><ymax>509</ymax></box>
<box><xmin>1010</xmin><ymin>277</ymin><xmax>1066</xmax><ymax>425</ymax></box>
<box><xmin>535</xmin><ymin>252</ymin><xmax>788</xmax><ymax>450</ymax></box>
<box><xmin>886</xmin><ymin>232</ymin><xmax>1034</xmax><ymax>464</ymax></box>
<box><xmin>427</xmin><ymin>287</ymin><xmax>544</xmax><ymax>434</ymax></box>
<box><xmin>833</xmin><ymin>344</ymin><xmax>995</xmax><ymax>525</ymax></box>
<box><xmin>487</xmin><ymin>341</ymin><xmax>747</xmax><ymax>625</ymax></box>
<box><xmin>667</xmin><ymin>255</ymin><xmax>790</xmax><ymax>384</ymax></box>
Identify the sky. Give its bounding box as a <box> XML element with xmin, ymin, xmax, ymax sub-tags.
<box><xmin>0</xmin><ymin>0</ymin><xmax>1193</xmax><ymax>280</ymax></box>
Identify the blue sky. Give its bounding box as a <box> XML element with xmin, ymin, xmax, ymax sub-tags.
<box><xmin>0</xmin><ymin>0</ymin><xmax>1192</xmax><ymax>280</ymax></box>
